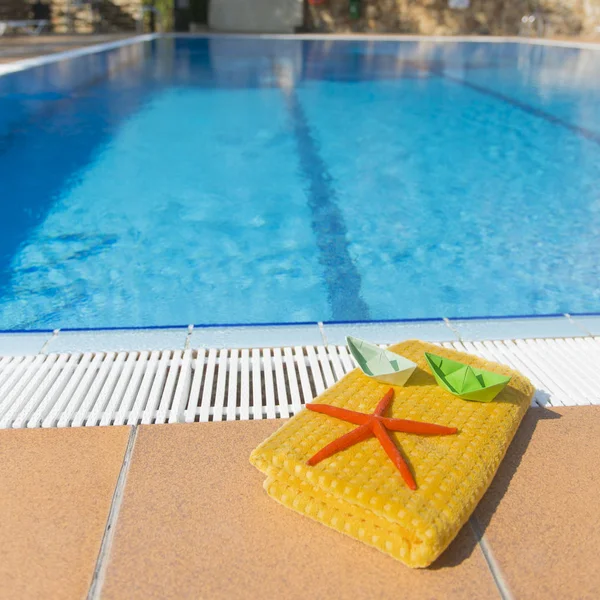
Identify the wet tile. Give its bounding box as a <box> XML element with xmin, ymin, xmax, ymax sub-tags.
<box><xmin>474</xmin><ymin>406</ymin><xmax>600</xmax><ymax>599</ymax></box>
<box><xmin>102</xmin><ymin>420</ymin><xmax>497</xmax><ymax>600</ymax></box>
<box><xmin>448</xmin><ymin>316</ymin><xmax>583</xmax><ymax>341</ymax></box>
<box><xmin>189</xmin><ymin>323</ymin><xmax>323</xmax><ymax>348</ymax></box>
<box><xmin>44</xmin><ymin>328</ymin><xmax>189</xmax><ymax>353</ymax></box>
<box><xmin>0</xmin><ymin>426</ymin><xmax>130</xmax><ymax>600</ymax></box>
<box><xmin>322</xmin><ymin>319</ymin><xmax>458</xmax><ymax>344</ymax></box>
<box><xmin>0</xmin><ymin>332</ymin><xmax>52</xmax><ymax>356</ymax></box>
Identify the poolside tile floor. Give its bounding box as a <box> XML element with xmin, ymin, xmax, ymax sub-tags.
<box><xmin>567</xmin><ymin>314</ymin><xmax>600</xmax><ymax>336</ymax></box>
<box><xmin>447</xmin><ymin>315</ymin><xmax>586</xmax><ymax>341</ymax></box>
<box><xmin>101</xmin><ymin>421</ymin><xmax>497</xmax><ymax>600</ymax></box>
<box><xmin>473</xmin><ymin>405</ymin><xmax>600</xmax><ymax>599</ymax></box>
<box><xmin>43</xmin><ymin>327</ymin><xmax>190</xmax><ymax>354</ymax></box>
<box><xmin>0</xmin><ymin>426</ymin><xmax>130</xmax><ymax>600</ymax></box>
<box><xmin>189</xmin><ymin>322</ymin><xmax>324</xmax><ymax>348</ymax></box>
<box><xmin>0</xmin><ymin>331</ymin><xmax>51</xmax><ymax>355</ymax></box>
<box><xmin>1</xmin><ymin>409</ymin><xmax>599</xmax><ymax>598</ymax></box>
<box><xmin>321</xmin><ymin>319</ymin><xmax>458</xmax><ymax>344</ymax></box>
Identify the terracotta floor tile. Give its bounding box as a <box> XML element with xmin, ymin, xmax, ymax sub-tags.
<box><xmin>474</xmin><ymin>406</ymin><xmax>600</xmax><ymax>599</ymax></box>
<box><xmin>0</xmin><ymin>426</ymin><xmax>131</xmax><ymax>600</ymax></box>
<box><xmin>101</xmin><ymin>420</ymin><xmax>498</xmax><ymax>600</ymax></box>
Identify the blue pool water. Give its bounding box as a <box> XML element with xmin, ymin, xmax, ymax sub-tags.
<box><xmin>1</xmin><ymin>37</ymin><xmax>600</xmax><ymax>330</ymax></box>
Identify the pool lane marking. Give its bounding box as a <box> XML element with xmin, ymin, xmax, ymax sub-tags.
<box><xmin>427</xmin><ymin>67</ymin><xmax>600</xmax><ymax>146</ymax></box>
<box><xmin>282</xmin><ymin>89</ymin><xmax>371</xmax><ymax>321</ymax></box>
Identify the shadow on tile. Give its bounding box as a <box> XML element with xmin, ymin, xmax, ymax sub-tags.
<box><xmin>429</xmin><ymin>523</ymin><xmax>479</xmax><ymax>570</ymax></box>
<box><xmin>431</xmin><ymin>406</ymin><xmax>560</xmax><ymax>569</ymax></box>
<box><xmin>473</xmin><ymin>406</ymin><xmax>561</xmax><ymax>535</ymax></box>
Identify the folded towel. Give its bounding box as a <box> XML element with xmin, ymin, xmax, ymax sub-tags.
<box><xmin>250</xmin><ymin>339</ymin><xmax>534</xmax><ymax>567</ymax></box>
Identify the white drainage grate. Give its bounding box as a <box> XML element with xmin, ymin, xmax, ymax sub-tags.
<box><xmin>0</xmin><ymin>338</ymin><xmax>598</xmax><ymax>429</ymax></box>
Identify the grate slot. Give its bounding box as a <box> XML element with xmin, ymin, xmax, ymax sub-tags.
<box><xmin>316</xmin><ymin>346</ymin><xmax>336</xmax><ymax>387</ymax></box>
<box><xmin>262</xmin><ymin>349</ymin><xmax>276</xmax><ymax>419</ymax></box>
<box><xmin>305</xmin><ymin>346</ymin><xmax>325</xmax><ymax>395</ymax></box>
<box><xmin>251</xmin><ymin>348</ymin><xmax>262</xmax><ymax>419</ymax></box>
<box><xmin>169</xmin><ymin>349</ymin><xmax>193</xmax><ymax>424</ymax></box>
<box><xmin>199</xmin><ymin>348</ymin><xmax>218</xmax><ymax>422</ymax></box>
<box><xmin>283</xmin><ymin>347</ymin><xmax>302</xmax><ymax>414</ymax></box>
<box><xmin>226</xmin><ymin>349</ymin><xmax>239</xmax><ymax>421</ymax></box>
<box><xmin>239</xmin><ymin>348</ymin><xmax>250</xmax><ymax>420</ymax></box>
<box><xmin>211</xmin><ymin>349</ymin><xmax>228</xmax><ymax>422</ymax></box>
<box><xmin>185</xmin><ymin>348</ymin><xmax>206</xmax><ymax>423</ymax></box>
<box><xmin>155</xmin><ymin>350</ymin><xmax>183</xmax><ymax>424</ymax></box>
<box><xmin>272</xmin><ymin>348</ymin><xmax>290</xmax><ymax>419</ymax></box>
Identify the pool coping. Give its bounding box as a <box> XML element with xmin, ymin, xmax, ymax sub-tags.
<box><xmin>0</xmin><ymin>313</ymin><xmax>599</xmax><ymax>355</ymax></box>
<box><xmin>166</xmin><ymin>32</ymin><xmax>600</xmax><ymax>49</ymax></box>
<box><xmin>1</xmin><ymin>31</ymin><xmax>598</xmax><ymax>79</ymax></box>
<box><xmin>0</xmin><ymin>33</ymin><xmax>159</xmax><ymax>77</ymax></box>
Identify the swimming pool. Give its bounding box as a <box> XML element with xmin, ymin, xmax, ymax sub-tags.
<box><xmin>1</xmin><ymin>36</ymin><xmax>599</xmax><ymax>331</ymax></box>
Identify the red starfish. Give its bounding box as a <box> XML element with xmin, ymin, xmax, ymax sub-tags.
<box><xmin>306</xmin><ymin>388</ymin><xmax>457</xmax><ymax>490</ymax></box>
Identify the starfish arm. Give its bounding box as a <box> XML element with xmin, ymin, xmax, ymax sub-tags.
<box><xmin>307</xmin><ymin>423</ymin><xmax>372</xmax><ymax>466</ymax></box>
<box><xmin>306</xmin><ymin>403</ymin><xmax>370</xmax><ymax>426</ymax></box>
<box><xmin>373</xmin><ymin>388</ymin><xmax>394</xmax><ymax>416</ymax></box>
<box><xmin>372</xmin><ymin>420</ymin><xmax>417</xmax><ymax>490</ymax></box>
<box><xmin>380</xmin><ymin>417</ymin><xmax>457</xmax><ymax>436</ymax></box>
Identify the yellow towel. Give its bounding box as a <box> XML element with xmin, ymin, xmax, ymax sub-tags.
<box><xmin>250</xmin><ymin>339</ymin><xmax>534</xmax><ymax>568</ymax></box>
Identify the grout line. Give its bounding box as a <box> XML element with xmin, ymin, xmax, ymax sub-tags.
<box><xmin>443</xmin><ymin>318</ymin><xmax>462</xmax><ymax>341</ymax></box>
<box><xmin>87</xmin><ymin>425</ymin><xmax>139</xmax><ymax>600</ymax></box>
<box><xmin>318</xmin><ymin>322</ymin><xmax>328</xmax><ymax>346</ymax></box>
<box><xmin>469</xmin><ymin>516</ymin><xmax>515</xmax><ymax>600</ymax></box>
<box><xmin>564</xmin><ymin>313</ymin><xmax>592</xmax><ymax>337</ymax></box>
<box><xmin>40</xmin><ymin>329</ymin><xmax>59</xmax><ymax>354</ymax></box>
<box><xmin>184</xmin><ymin>324</ymin><xmax>194</xmax><ymax>350</ymax></box>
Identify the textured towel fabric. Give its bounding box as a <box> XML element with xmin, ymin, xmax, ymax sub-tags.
<box><xmin>250</xmin><ymin>340</ymin><xmax>534</xmax><ymax>568</ymax></box>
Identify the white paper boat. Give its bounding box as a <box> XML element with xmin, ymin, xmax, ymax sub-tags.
<box><xmin>346</xmin><ymin>336</ymin><xmax>417</xmax><ymax>386</ymax></box>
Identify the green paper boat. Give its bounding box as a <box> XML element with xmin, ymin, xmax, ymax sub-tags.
<box><xmin>424</xmin><ymin>352</ymin><xmax>511</xmax><ymax>403</ymax></box>
<box><xmin>346</xmin><ymin>336</ymin><xmax>417</xmax><ymax>386</ymax></box>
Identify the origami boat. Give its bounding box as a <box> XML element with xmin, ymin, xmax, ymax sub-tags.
<box><xmin>424</xmin><ymin>352</ymin><xmax>511</xmax><ymax>403</ymax></box>
<box><xmin>346</xmin><ymin>336</ymin><xmax>417</xmax><ymax>386</ymax></box>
